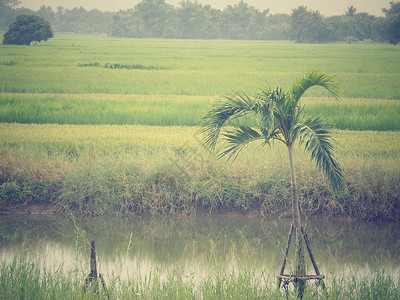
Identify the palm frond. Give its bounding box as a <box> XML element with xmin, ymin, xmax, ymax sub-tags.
<box><xmin>291</xmin><ymin>70</ymin><xmax>341</xmax><ymax>103</ymax></box>
<box><xmin>257</xmin><ymin>87</ymin><xmax>294</xmax><ymax>143</ymax></box>
<box><xmin>202</xmin><ymin>92</ymin><xmax>256</xmax><ymax>151</ymax></box>
<box><xmin>219</xmin><ymin>125</ymin><xmax>264</xmax><ymax>161</ymax></box>
<box><xmin>293</xmin><ymin>117</ymin><xmax>345</xmax><ymax>191</ymax></box>
<box><xmin>256</xmin><ymin>88</ymin><xmax>278</xmax><ymax>134</ymax></box>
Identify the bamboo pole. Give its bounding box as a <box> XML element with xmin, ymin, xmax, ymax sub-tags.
<box><xmin>301</xmin><ymin>227</ymin><xmax>320</xmax><ymax>276</ymax></box>
<box><xmin>278</xmin><ymin>222</ymin><xmax>294</xmax><ymax>288</ymax></box>
<box><xmin>301</xmin><ymin>227</ymin><xmax>326</xmax><ymax>291</ymax></box>
<box><xmin>277</xmin><ymin>225</ymin><xmax>326</xmax><ymax>297</ymax></box>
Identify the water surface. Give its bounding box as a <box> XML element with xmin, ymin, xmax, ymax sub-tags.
<box><xmin>1</xmin><ymin>215</ymin><xmax>399</xmax><ymax>283</ymax></box>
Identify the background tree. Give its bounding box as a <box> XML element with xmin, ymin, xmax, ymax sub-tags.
<box><xmin>382</xmin><ymin>1</ymin><xmax>400</xmax><ymax>45</ymax></box>
<box><xmin>289</xmin><ymin>6</ymin><xmax>331</xmax><ymax>43</ymax></box>
<box><xmin>0</xmin><ymin>0</ymin><xmax>24</xmax><ymax>28</ymax></box>
<box><xmin>327</xmin><ymin>10</ymin><xmax>378</xmax><ymax>42</ymax></box>
<box><xmin>36</xmin><ymin>5</ymin><xmax>55</xmax><ymax>24</ymax></box>
<box><xmin>222</xmin><ymin>1</ymin><xmax>268</xmax><ymax>40</ymax></box>
<box><xmin>0</xmin><ymin>0</ymin><xmax>20</xmax><ymax>10</ymax></box>
<box><xmin>131</xmin><ymin>0</ymin><xmax>175</xmax><ymax>38</ymax></box>
<box><xmin>345</xmin><ymin>5</ymin><xmax>357</xmax><ymax>17</ymax></box>
<box><xmin>3</xmin><ymin>14</ymin><xmax>53</xmax><ymax>45</ymax></box>
<box><xmin>202</xmin><ymin>70</ymin><xmax>344</xmax><ymax>296</ymax></box>
<box><xmin>263</xmin><ymin>13</ymin><xmax>291</xmax><ymax>40</ymax></box>
<box><xmin>177</xmin><ymin>1</ymin><xmax>214</xmax><ymax>39</ymax></box>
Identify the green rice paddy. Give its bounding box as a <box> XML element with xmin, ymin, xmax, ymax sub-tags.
<box><xmin>0</xmin><ymin>93</ymin><xmax>399</xmax><ymax>130</ymax></box>
<box><xmin>0</xmin><ymin>34</ymin><xmax>399</xmax><ymax>98</ymax></box>
<box><xmin>0</xmin><ymin>34</ymin><xmax>399</xmax><ymax>219</ymax></box>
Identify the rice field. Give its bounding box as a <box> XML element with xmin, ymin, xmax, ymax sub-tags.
<box><xmin>0</xmin><ymin>34</ymin><xmax>399</xmax><ymax>98</ymax></box>
<box><xmin>0</xmin><ymin>93</ymin><xmax>399</xmax><ymax>130</ymax></box>
<box><xmin>0</xmin><ymin>34</ymin><xmax>399</xmax><ymax>219</ymax></box>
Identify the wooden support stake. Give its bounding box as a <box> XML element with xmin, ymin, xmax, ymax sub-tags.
<box><xmin>277</xmin><ymin>225</ymin><xmax>327</xmax><ymax>297</ymax></box>
<box><xmin>278</xmin><ymin>223</ymin><xmax>294</xmax><ymax>288</ymax></box>
<box><xmin>301</xmin><ymin>227</ymin><xmax>327</xmax><ymax>292</ymax></box>
<box><xmin>84</xmin><ymin>240</ymin><xmax>99</xmax><ymax>294</ymax></box>
<box><xmin>83</xmin><ymin>240</ymin><xmax>109</xmax><ymax>298</ymax></box>
<box><xmin>301</xmin><ymin>227</ymin><xmax>320</xmax><ymax>276</ymax></box>
<box><xmin>90</xmin><ymin>240</ymin><xmax>97</xmax><ymax>279</ymax></box>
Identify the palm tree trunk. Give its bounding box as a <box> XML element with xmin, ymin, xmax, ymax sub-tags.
<box><xmin>288</xmin><ymin>144</ymin><xmax>306</xmax><ymax>297</ymax></box>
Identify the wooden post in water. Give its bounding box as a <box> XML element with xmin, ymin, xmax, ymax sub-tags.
<box><xmin>84</xmin><ymin>240</ymin><xmax>99</xmax><ymax>294</ymax></box>
<box><xmin>83</xmin><ymin>240</ymin><xmax>109</xmax><ymax>298</ymax></box>
<box><xmin>90</xmin><ymin>240</ymin><xmax>97</xmax><ymax>280</ymax></box>
<box><xmin>278</xmin><ymin>223</ymin><xmax>294</xmax><ymax>288</ymax></box>
<box><xmin>301</xmin><ymin>227</ymin><xmax>320</xmax><ymax>276</ymax></box>
<box><xmin>301</xmin><ymin>227</ymin><xmax>327</xmax><ymax>292</ymax></box>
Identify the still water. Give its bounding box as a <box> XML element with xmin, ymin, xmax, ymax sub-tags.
<box><xmin>1</xmin><ymin>215</ymin><xmax>399</xmax><ymax>283</ymax></box>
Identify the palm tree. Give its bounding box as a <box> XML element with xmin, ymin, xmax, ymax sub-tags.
<box><xmin>202</xmin><ymin>70</ymin><xmax>344</xmax><ymax>296</ymax></box>
<box><xmin>345</xmin><ymin>6</ymin><xmax>357</xmax><ymax>17</ymax></box>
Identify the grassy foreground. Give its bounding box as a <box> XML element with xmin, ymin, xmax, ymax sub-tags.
<box><xmin>1</xmin><ymin>257</ymin><xmax>399</xmax><ymax>299</ymax></box>
<box><xmin>1</xmin><ymin>123</ymin><xmax>399</xmax><ymax>221</ymax></box>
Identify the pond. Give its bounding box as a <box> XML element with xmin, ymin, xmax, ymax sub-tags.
<box><xmin>1</xmin><ymin>215</ymin><xmax>399</xmax><ymax>286</ymax></box>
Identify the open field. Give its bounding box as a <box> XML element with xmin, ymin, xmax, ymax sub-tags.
<box><xmin>0</xmin><ymin>34</ymin><xmax>399</xmax><ymax>98</ymax></box>
<box><xmin>0</xmin><ymin>34</ymin><xmax>399</xmax><ymax>219</ymax></box>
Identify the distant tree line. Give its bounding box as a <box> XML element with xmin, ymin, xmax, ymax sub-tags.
<box><xmin>1</xmin><ymin>0</ymin><xmax>399</xmax><ymax>44</ymax></box>
<box><xmin>0</xmin><ymin>0</ymin><xmax>114</xmax><ymax>34</ymax></box>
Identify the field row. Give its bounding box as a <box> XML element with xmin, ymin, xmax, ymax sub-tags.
<box><xmin>0</xmin><ymin>123</ymin><xmax>399</xmax><ymax>220</ymax></box>
<box><xmin>1</xmin><ymin>123</ymin><xmax>399</xmax><ymax>157</ymax></box>
<box><xmin>0</xmin><ymin>35</ymin><xmax>399</xmax><ymax>98</ymax></box>
<box><xmin>1</xmin><ymin>93</ymin><xmax>399</xmax><ymax>131</ymax></box>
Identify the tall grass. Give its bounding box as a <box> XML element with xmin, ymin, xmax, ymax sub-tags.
<box><xmin>1</xmin><ymin>257</ymin><xmax>399</xmax><ymax>299</ymax></box>
<box><xmin>0</xmin><ymin>93</ymin><xmax>399</xmax><ymax>130</ymax></box>
<box><xmin>0</xmin><ymin>35</ymin><xmax>399</xmax><ymax>98</ymax></box>
<box><xmin>0</xmin><ymin>123</ymin><xmax>399</xmax><ymax>220</ymax></box>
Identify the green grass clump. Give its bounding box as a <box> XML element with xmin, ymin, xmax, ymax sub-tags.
<box><xmin>0</xmin><ymin>258</ymin><xmax>81</xmax><ymax>300</ymax></box>
<box><xmin>78</xmin><ymin>61</ymin><xmax>162</xmax><ymax>70</ymax></box>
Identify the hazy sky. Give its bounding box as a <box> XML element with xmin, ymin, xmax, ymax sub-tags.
<box><xmin>19</xmin><ymin>1</ymin><xmax>391</xmax><ymax>16</ymax></box>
